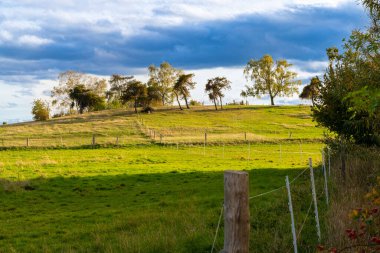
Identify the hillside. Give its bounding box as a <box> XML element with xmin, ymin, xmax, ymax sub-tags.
<box><xmin>0</xmin><ymin>105</ymin><xmax>324</xmax><ymax>147</ymax></box>
<box><xmin>0</xmin><ymin>105</ymin><xmax>327</xmax><ymax>252</ymax></box>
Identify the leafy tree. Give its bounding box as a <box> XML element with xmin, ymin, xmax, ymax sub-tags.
<box><xmin>31</xmin><ymin>99</ymin><xmax>50</xmax><ymax>121</ymax></box>
<box><xmin>145</xmin><ymin>84</ymin><xmax>161</xmax><ymax>108</ymax></box>
<box><xmin>173</xmin><ymin>73</ymin><xmax>196</xmax><ymax>110</ymax></box>
<box><xmin>244</xmin><ymin>54</ymin><xmax>301</xmax><ymax>105</ymax></box>
<box><xmin>148</xmin><ymin>62</ymin><xmax>182</xmax><ymax>106</ymax></box>
<box><xmin>68</xmin><ymin>85</ymin><xmax>105</xmax><ymax>114</ymax></box>
<box><xmin>120</xmin><ymin>80</ymin><xmax>147</xmax><ymax>113</ymax></box>
<box><xmin>362</xmin><ymin>0</ymin><xmax>380</xmax><ymax>30</ymax></box>
<box><xmin>205</xmin><ymin>77</ymin><xmax>231</xmax><ymax>110</ymax></box>
<box><xmin>300</xmin><ymin>76</ymin><xmax>321</xmax><ymax>106</ymax></box>
<box><xmin>51</xmin><ymin>71</ymin><xmax>106</xmax><ymax>113</ymax></box>
<box><xmin>312</xmin><ymin>0</ymin><xmax>380</xmax><ymax>146</ymax></box>
<box><xmin>240</xmin><ymin>90</ymin><xmax>248</xmax><ymax>105</ymax></box>
<box><xmin>108</xmin><ymin>74</ymin><xmax>134</xmax><ymax>102</ymax></box>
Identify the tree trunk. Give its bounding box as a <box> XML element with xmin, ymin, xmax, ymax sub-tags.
<box><xmin>134</xmin><ymin>99</ymin><xmax>137</xmax><ymax>113</ymax></box>
<box><xmin>270</xmin><ymin>95</ymin><xmax>275</xmax><ymax>106</ymax></box>
<box><xmin>219</xmin><ymin>97</ymin><xmax>223</xmax><ymax>110</ymax></box>
<box><xmin>162</xmin><ymin>95</ymin><xmax>165</xmax><ymax>106</ymax></box>
<box><xmin>175</xmin><ymin>93</ymin><xmax>183</xmax><ymax>110</ymax></box>
<box><xmin>213</xmin><ymin>98</ymin><xmax>218</xmax><ymax>110</ymax></box>
<box><xmin>184</xmin><ymin>95</ymin><xmax>190</xmax><ymax>109</ymax></box>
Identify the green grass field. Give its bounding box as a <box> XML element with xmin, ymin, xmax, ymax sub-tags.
<box><xmin>0</xmin><ymin>106</ymin><xmax>328</xmax><ymax>252</ymax></box>
<box><xmin>0</xmin><ymin>105</ymin><xmax>324</xmax><ymax>148</ymax></box>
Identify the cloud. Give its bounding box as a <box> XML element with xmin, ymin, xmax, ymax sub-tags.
<box><xmin>0</xmin><ymin>78</ymin><xmax>56</xmax><ymax>122</ymax></box>
<box><xmin>0</xmin><ymin>0</ymin><xmax>369</xmax><ymax>121</ymax></box>
<box><xmin>17</xmin><ymin>35</ymin><xmax>53</xmax><ymax>47</ymax></box>
<box><xmin>0</xmin><ymin>4</ymin><xmax>367</xmax><ymax>76</ymax></box>
<box><xmin>0</xmin><ymin>31</ymin><xmax>13</xmax><ymax>43</ymax></box>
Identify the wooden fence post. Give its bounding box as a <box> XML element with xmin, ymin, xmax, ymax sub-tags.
<box><xmin>116</xmin><ymin>136</ymin><xmax>119</xmax><ymax>145</ymax></box>
<box><xmin>26</xmin><ymin>138</ymin><xmax>29</xmax><ymax>147</ymax></box>
<box><xmin>244</xmin><ymin>132</ymin><xmax>247</xmax><ymax>141</ymax></box>
<box><xmin>92</xmin><ymin>135</ymin><xmax>96</xmax><ymax>146</ymax></box>
<box><xmin>223</xmin><ymin>171</ymin><xmax>250</xmax><ymax>253</ymax></box>
<box><xmin>205</xmin><ymin>132</ymin><xmax>207</xmax><ymax>145</ymax></box>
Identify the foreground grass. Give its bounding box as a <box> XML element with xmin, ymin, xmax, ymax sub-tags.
<box><xmin>0</xmin><ymin>144</ymin><xmax>327</xmax><ymax>252</ymax></box>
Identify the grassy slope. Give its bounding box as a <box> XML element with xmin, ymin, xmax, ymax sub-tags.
<box><xmin>0</xmin><ymin>105</ymin><xmax>324</xmax><ymax>147</ymax></box>
<box><xmin>0</xmin><ymin>106</ymin><xmax>327</xmax><ymax>252</ymax></box>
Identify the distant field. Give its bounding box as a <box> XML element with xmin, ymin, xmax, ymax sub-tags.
<box><xmin>0</xmin><ymin>106</ymin><xmax>328</xmax><ymax>252</ymax></box>
<box><xmin>0</xmin><ymin>105</ymin><xmax>324</xmax><ymax>147</ymax></box>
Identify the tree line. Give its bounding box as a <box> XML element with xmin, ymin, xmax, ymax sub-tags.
<box><xmin>31</xmin><ymin>56</ymin><xmax>302</xmax><ymax>120</ymax></box>
<box><xmin>30</xmin><ymin>0</ymin><xmax>379</xmax><ymax>148</ymax></box>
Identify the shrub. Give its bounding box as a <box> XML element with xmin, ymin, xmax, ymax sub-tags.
<box><xmin>31</xmin><ymin>99</ymin><xmax>50</xmax><ymax>121</ymax></box>
<box><xmin>189</xmin><ymin>100</ymin><xmax>202</xmax><ymax>106</ymax></box>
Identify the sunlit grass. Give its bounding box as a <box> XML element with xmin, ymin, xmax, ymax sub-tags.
<box><xmin>0</xmin><ymin>105</ymin><xmax>328</xmax><ymax>252</ymax></box>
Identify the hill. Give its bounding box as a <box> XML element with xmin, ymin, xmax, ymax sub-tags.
<box><xmin>0</xmin><ymin>105</ymin><xmax>327</xmax><ymax>252</ymax></box>
<box><xmin>0</xmin><ymin>105</ymin><xmax>324</xmax><ymax>148</ymax></box>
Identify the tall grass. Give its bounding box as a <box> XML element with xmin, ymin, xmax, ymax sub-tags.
<box><xmin>325</xmin><ymin>144</ymin><xmax>380</xmax><ymax>249</ymax></box>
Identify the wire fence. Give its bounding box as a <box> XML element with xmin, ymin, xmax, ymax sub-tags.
<box><xmin>210</xmin><ymin>149</ymin><xmax>331</xmax><ymax>253</ymax></box>
<box><xmin>0</xmin><ymin>116</ymin><xmax>323</xmax><ymax>148</ymax></box>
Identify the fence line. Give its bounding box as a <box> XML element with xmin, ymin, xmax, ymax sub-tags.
<box><xmin>211</xmin><ymin>151</ymin><xmax>329</xmax><ymax>252</ymax></box>
<box><xmin>211</xmin><ymin>203</ymin><xmax>224</xmax><ymax>253</ymax></box>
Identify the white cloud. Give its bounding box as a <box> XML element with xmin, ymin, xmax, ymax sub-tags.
<box><xmin>0</xmin><ymin>0</ymin><xmax>358</xmax><ymax>40</ymax></box>
<box><xmin>1</xmin><ymin>20</ymin><xmax>41</xmax><ymax>31</ymax></box>
<box><xmin>17</xmin><ymin>35</ymin><xmax>53</xmax><ymax>46</ymax></box>
<box><xmin>0</xmin><ymin>78</ymin><xmax>56</xmax><ymax>122</ymax></box>
<box><xmin>0</xmin><ymin>30</ymin><xmax>13</xmax><ymax>43</ymax></box>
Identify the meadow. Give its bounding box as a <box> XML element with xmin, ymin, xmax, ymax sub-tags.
<box><xmin>0</xmin><ymin>106</ymin><xmax>328</xmax><ymax>252</ymax></box>
<box><xmin>0</xmin><ymin>105</ymin><xmax>323</xmax><ymax>148</ymax></box>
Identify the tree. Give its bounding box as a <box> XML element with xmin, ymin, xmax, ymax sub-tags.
<box><xmin>145</xmin><ymin>84</ymin><xmax>161</xmax><ymax>108</ymax></box>
<box><xmin>51</xmin><ymin>71</ymin><xmax>106</xmax><ymax>113</ymax></box>
<box><xmin>205</xmin><ymin>77</ymin><xmax>231</xmax><ymax>110</ymax></box>
<box><xmin>108</xmin><ymin>74</ymin><xmax>134</xmax><ymax>102</ymax></box>
<box><xmin>68</xmin><ymin>85</ymin><xmax>105</xmax><ymax>114</ymax></box>
<box><xmin>244</xmin><ymin>54</ymin><xmax>301</xmax><ymax>105</ymax></box>
<box><xmin>300</xmin><ymin>76</ymin><xmax>321</xmax><ymax>106</ymax></box>
<box><xmin>240</xmin><ymin>90</ymin><xmax>248</xmax><ymax>105</ymax></box>
<box><xmin>173</xmin><ymin>73</ymin><xmax>196</xmax><ymax>110</ymax></box>
<box><xmin>32</xmin><ymin>99</ymin><xmax>50</xmax><ymax>121</ymax></box>
<box><xmin>312</xmin><ymin>0</ymin><xmax>380</xmax><ymax>146</ymax></box>
<box><xmin>148</xmin><ymin>62</ymin><xmax>182</xmax><ymax>106</ymax></box>
<box><xmin>120</xmin><ymin>80</ymin><xmax>147</xmax><ymax>113</ymax></box>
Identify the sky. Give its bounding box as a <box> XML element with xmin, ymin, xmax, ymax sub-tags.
<box><xmin>0</xmin><ymin>0</ymin><xmax>370</xmax><ymax>122</ymax></box>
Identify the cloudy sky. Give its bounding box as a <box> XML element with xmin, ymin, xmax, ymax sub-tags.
<box><xmin>0</xmin><ymin>0</ymin><xmax>369</xmax><ymax>122</ymax></box>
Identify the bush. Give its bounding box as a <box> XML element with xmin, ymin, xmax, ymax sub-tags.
<box><xmin>189</xmin><ymin>100</ymin><xmax>201</xmax><ymax>106</ymax></box>
<box><xmin>312</xmin><ymin>33</ymin><xmax>380</xmax><ymax>146</ymax></box>
<box><xmin>31</xmin><ymin>99</ymin><xmax>50</xmax><ymax>121</ymax></box>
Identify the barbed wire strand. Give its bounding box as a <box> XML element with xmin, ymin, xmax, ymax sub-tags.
<box><xmin>211</xmin><ymin>203</ymin><xmax>224</xmax><ymax>253</ymax></box>
<box><xmin>290</xmin><ymin>167</ymin><xmax>309</xmax><ymax>184</ymax></box>
<box><xmin>297</xmin><ymin>199</ymin><xmax>313</xmax><ymax>241</ymax></box>
<box><xmin>249</xmin><ymin>185</ymin><xmax>286</xmax><ymax>199</ymax></box>
<box><xmin>285</xmin><ymin>199</ymin><xmax>313</xmax><ymax>253</ymax></box>
<box><xmin>249</xmin><ymin>167</ymin><xmax>309</xmax><ymax>200</ymax></box>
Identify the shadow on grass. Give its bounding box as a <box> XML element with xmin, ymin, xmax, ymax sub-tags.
<box><xmin>0</xmin><ymin>168</ymin><xmax>325</xmax><ymax>253</ymax></box>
